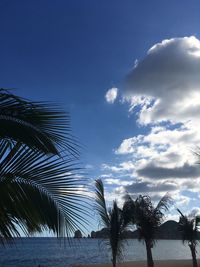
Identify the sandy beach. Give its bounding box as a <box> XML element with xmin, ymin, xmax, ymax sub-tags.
<box><xmin>77</xmin><ymin>259</ymin><xmax>200</xmax><ymax>267</ymax></box>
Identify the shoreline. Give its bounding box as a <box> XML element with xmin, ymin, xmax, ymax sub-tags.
<box><xmin>76</xmin><ymin>259</ymin><xmax>200</xmax><ymax>267</ymax></box>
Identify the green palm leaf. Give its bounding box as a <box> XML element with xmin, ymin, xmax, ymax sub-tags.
<box><xmin>0</xmin><ymin>143</ymin><xmax>89</xmax><ymax>240</ymax></box>
<box><xmin>95</xmin><ymin>179</ymin><xmax>110</xmax><ymax>228</ymax></box>
<box><xmin>0</xmin><ymin>90</ymin><xmax>90</xmax><ymax>243</ymax></box>
<box><xmin>156</xmin><ymin>193</ymin><xmax>172</xmax><ymax>212</ymax></box>
<box><xmin>0</xmin><ymin>89</ymin><xmax>78</xmax><ymax>156</ymax></box>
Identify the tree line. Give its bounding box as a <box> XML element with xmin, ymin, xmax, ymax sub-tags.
<box><xmin>95</xmin><ymin>179</ymin><xmax>200</xmax><ymax>267</ymax></box>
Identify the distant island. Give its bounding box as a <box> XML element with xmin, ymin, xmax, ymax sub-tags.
<box><xmin>75</xmin><ymin>220</ymin><xmax>200</xmax><ymax>240</ymax></box>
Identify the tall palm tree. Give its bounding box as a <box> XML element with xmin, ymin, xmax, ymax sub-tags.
<box><xmin>123</xmin><ymin>194</ymin><xmax>171</xmax><ymax>267</ymax></box>
<box><xmin>95</xmin><ymin>179</ymin><xmax>129</xmax><ymax>267</ymax></box>
<box><xmin>0</xmin><ymin>90</ymin><xmax>88</xmax><ymax>241</ymax></box>
<box><xmin>177</xmin><ymin>209</ymin><xmax>200</xmax><ymax>267</ymax></box>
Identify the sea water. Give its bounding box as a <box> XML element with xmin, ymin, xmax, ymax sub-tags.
<box><xmin>0</xmin><ymin>238</ymin><xmax>198</xmax><ymax>267</ymax></box>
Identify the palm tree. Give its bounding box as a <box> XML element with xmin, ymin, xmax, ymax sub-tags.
<box><xmin>177</xmin><ymin>209</ymin><xmax>200</xmax><ymax>267</ymax></box>
<box><xmin>123</xmin><ymin>194</ymin><xmax>171</xmax><ymax>267</ymax></box>
<box><xmin>0</xmin><ymin>89</ymin><xmax>89</xmax><ymax>241</ymax></box>
<box><xmin>95</xmin><ymin>179</ymin><xmax>129</xmax><ymax>267</ymax></box>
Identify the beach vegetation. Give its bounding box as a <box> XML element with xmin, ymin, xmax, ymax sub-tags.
<box><xmin>95</xmin><ymin>179</ymin><xmax>129</xmax><ymax>267</ymax></box>
<box><xmin>123</xmin><ymin>194</ymin><xmax>171</xmax><ymax>267</ymax></box>
<box><xmin>177</xmin><ymin>209</ymin><xmax>200</xmax><ymax>267</ymax></box>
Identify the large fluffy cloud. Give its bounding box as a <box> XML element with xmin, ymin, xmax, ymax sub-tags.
<box><xmin>124</xmin><ymin>36</ymin><xmax>200</xmax><ymax>125</ymax></box>
<box><xmin>100</xmin><ymin>36</ymin><xmax>200</xmax><ymax>215</ymax></box>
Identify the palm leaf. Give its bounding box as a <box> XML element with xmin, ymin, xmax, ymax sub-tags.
<box><xmin>177</xmin><ymin>209</ymin><xmax>199</xmax><ymax>245</ymax></box>
<box><xmin>95</xmin><ymin>179</ymin><xmax>110</xmax><ymax>228</ymax></box>
<box><xmin>0</xmin><ymin>90</ymin><xmax>90</xmax><ymax>242</ymax></box>
<box><xmin>122</xmin><ymin>194</ymin><xmax>135</xmax><ymax>226</ymax></box>
<box><xmin>156</xmin><ymin>193</ymin><xmax>172</xmax><ymax>212</ymax></box>
<box><xmin>0</xmin><ymin>143</ymin><xmax>89</xmax><ymax>241</ymax></box>
<box><xmin>0</xmin><ymin>89</ymin><xmax>78</xmax><ymax>156</ymax></box>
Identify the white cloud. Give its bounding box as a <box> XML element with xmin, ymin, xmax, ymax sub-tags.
<box><xmin>115</xmin><ymin>124</ymin><xmax>198</xmax><ymax>167</ymax></box>
<box><xmin>115</xmin><ymin>135</ymin><xmax>143</xmax><ymax>155</ymax></box>
<box><xmin>101</xmin><ymin>161</ymin><xmax>135</xmax><ymax>173</ymax></box>
<box><xmin>101</xmin><ymin>123</ymin><xmax>200</xmax><ymax>207</ymax></box>
<box><xmin>100</xmin><ymin>37</ymin><xmax>200</xmax><ymax>218</ymax></box>
<box><xmin>104</xmin><ymin>178</ymin><xmax>132</xmax><ymax>186</ymax></box>
<box><xmin>123</xmin><ymin>36</ymin><xmax>200</xmax><ymax>125</ymax></box>
<box><xmin>105</xmin><ymin>87</ymin><xmax>118</xmax><ymax>103</ymax></box>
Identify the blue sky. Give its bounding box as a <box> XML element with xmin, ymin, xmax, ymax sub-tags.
<box><xmin>1</xmin><ymin>0</ymin><xmax>200</xmax><ymax>233</ymax></box>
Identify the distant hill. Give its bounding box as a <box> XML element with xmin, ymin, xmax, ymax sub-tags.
<box><xmin>90</xmin><ymin>220</ymin><xmax>186</xmax><ymax>240</ymax></box>
<box><xmin>156</xmin><ymin>220</ymin><xmax>181</xmax><ymax>239</ymax></box>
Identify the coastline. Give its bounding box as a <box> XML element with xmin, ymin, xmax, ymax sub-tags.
<box><xmin>76</xmin><ymin>259</ymin><xmax>200</xmax><ymax>267</ymax></box>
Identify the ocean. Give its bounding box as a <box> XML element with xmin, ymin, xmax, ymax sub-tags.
<box><xmin>0</xmin><ymin>238</ymin><xmax>198</xmax><ymax>267</ymax></box>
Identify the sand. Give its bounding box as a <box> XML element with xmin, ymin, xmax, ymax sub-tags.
<box><xmin>76</xmin><ymin>259</ymin><xmax>200</xmax><ymax>267</ymax></box>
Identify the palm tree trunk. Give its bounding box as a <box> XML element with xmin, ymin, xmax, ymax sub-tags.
<box><xmin>189</xmin><ymin>243</ymin><xmax>198</xmax><ymax>267</ymax></box>
<box><xmin>145</xmin><ymin>240</ymin><xmax>154</xmax><ymax>267</ymax></box>
<box><xmin>112</xmin><ymin>254</ymin><xmax>117</xmax><ymax>267</ymax></box>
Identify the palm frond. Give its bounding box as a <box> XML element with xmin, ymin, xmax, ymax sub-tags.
<box><xmin>123</xmin><ymin>194</ymin><xmax>171</xmax><ymax>244</ymax></box>
<box><xmin>0</xmin><ymin>143</ymin><xmax>89</xmax><ymax>240</ymax></box>
<box><xmin>95</xmin><ymin>179</ymin><xmax>110</xmax><ymax>228</ymax></box>
<box><xmin>133</xmin><ymin>195</ymin><xmax>156</xmax><ymax>243</ymax></box>
<box><xmin>177</xmin><ymin>208</ymin><xmax>184</xmax><ymax>217</ymax></box>
<box><xmin>122</xmin><ymin>194</ymin><xmax>135</xmax><ymax>226</ymax></box>
<box><xmin>156</xmin><ymin>193</ymin><xmax>172</xmax><ymax>212</ymax></box>
<box><xmin>177</xmin><ymin>209</ymin><xmax>199</xmax><ymax>245</ymax></box>
<box><xmin>0</xmin><ymin>89</ymin><xmax>79</xmax><ymax>156</ymax></box>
